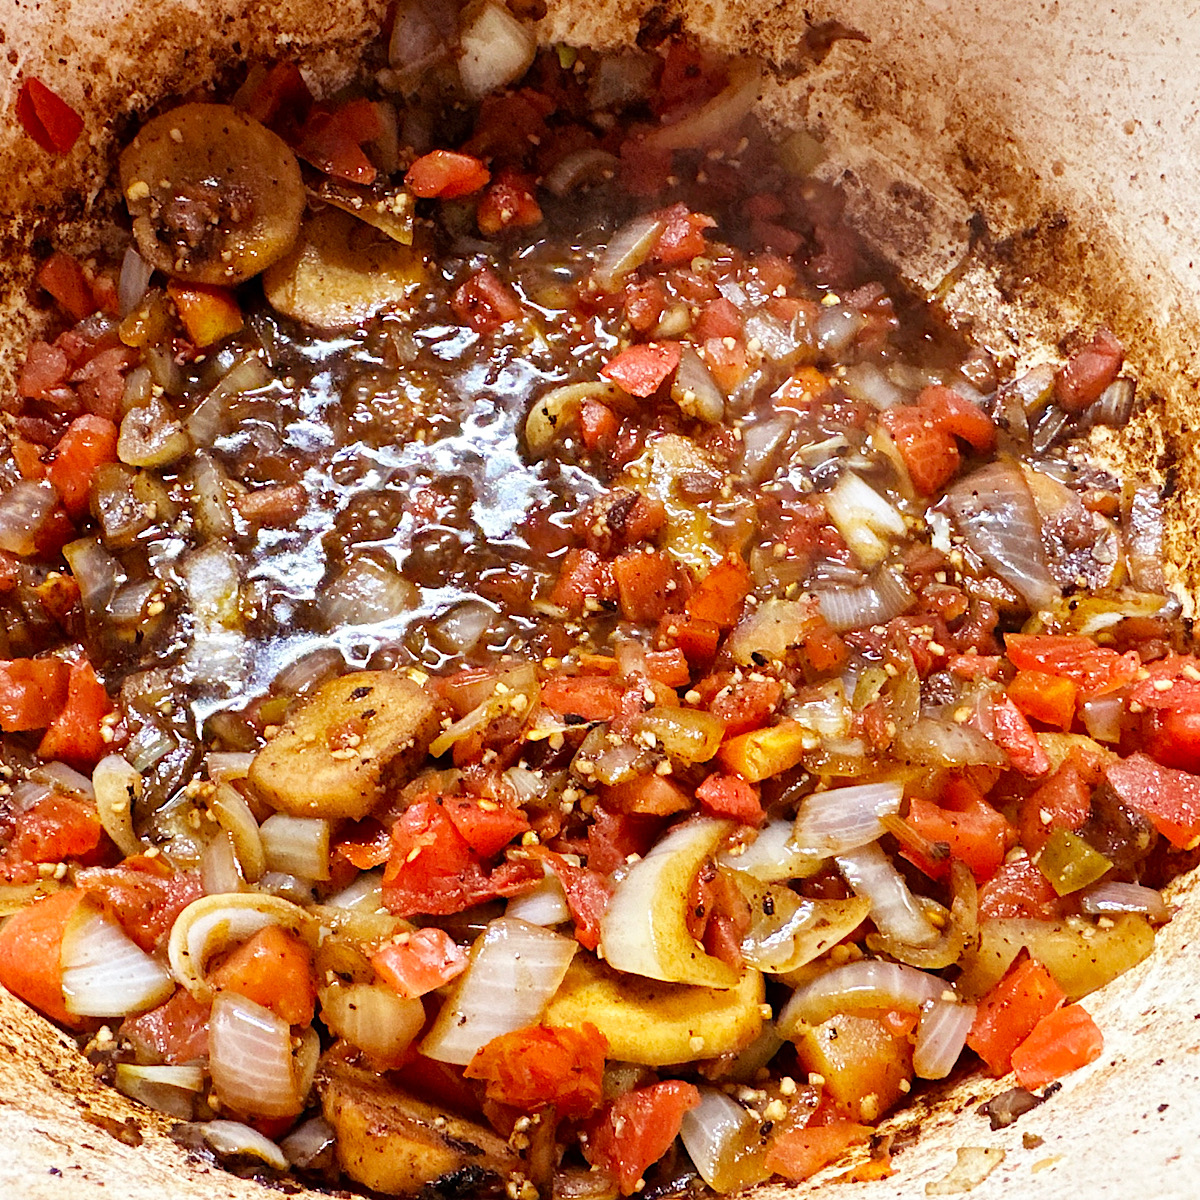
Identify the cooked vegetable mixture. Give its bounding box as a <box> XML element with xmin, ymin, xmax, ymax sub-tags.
<box><xmin>0</xmin><ymin>4</ymin><xmax>1192</xmax><ymax>1195</ymax></box>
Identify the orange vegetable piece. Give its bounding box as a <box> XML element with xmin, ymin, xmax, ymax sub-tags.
<box><xmin>765</xmin><ymin>1120</ymin><xmax>874</xmax><ymax>1182</ymax></box>
<box><xmin>209</xmin><ymin>924</ymin><xmax>316</xmax><ymax>1026</ymax></box>
<box><xmin>46</xmin><ymin>414</ymin><xmax>119</xmax><ymax>518</ymax></box>
<box><xmin>0</xmin><ymin>888</ymin><xmax>89</xmax><ymax>1027</ymax></box>
<box><xmin>1010</xmin><ymin>1003</ymin><xmax>1103</xmax><ymax>1090</ymax></box>
<box><xmin>967</xmin><ymin>956</ymin><xmax>1065</xmax><ymax>1076</ymax></box>
<box><xmin>686</xmin><ymin>554</ymin><xmax>752</xmax><ymax>627</ymax></box>
<box><xmin>0</xmin><ymin>658</ymin><xmax>69</xmax><ymax>731</ymax></box>
<box><xmin>585</xmin><ymin>1080</ymin><xmax>701</xmax><ymax>1194</ymax></box>
<box><xmin>372</xmin><ymin>927</ymin><xmax>469</xmax><ymax>1000</ymax></box>
<box><xmin>167</xmin><ymin>281</ymin><xmax>244</xmax><ymax>347</ymax></box>
<box><xmin>37</xmin><ymin>658</ymin><xmax>114</xmax><ymax>770</ymax></box>
<box><xmin>1008</xmin><ymin>669</ymin><xmax>1078</xmax><ymax>730</ymax></box>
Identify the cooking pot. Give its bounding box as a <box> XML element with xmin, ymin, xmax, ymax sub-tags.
<box><xmin>0</xmin><ymin>1</ymin><xmax>1198</xmax><ymax>1196</ymax></box>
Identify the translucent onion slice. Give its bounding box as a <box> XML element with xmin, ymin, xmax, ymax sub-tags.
<box><xmin>777</xmin><ymin>960</ymin><xmax>947</xmax><ymax>1035</ymax></box>
<box><xmin>736</xmin><ymin>877</ymin><xmax>870</xmax><ymax>974</ymax></box>
<box><xmin>281</xmin><ymin>1116</ymin><xmax>336</xmax><ymax>1169</ymax></box>
<box><xmin>324</xmin><ymin>869</ymin><xmax>385</xmax><ymax>912</ymax></box>
<box><xmin>92</xmin><ymin>753</ymin><xmax>144</xmax><ymax>859</ymax></box>
<box><xmin>894</xmin><ymin>716</ymin><xmax>1006</xmax><ymax>767</ymax></box>
<box><xmin>118</xmin><ymin>246</ymin><xmax>154</xmax><ymax>317</ymax></box>
<box><xmin>868</xmin><ymin>859</ymin><xmax>978</xmax><ymax>971</ymax></box>
<box><xmin>168</xmin><ymin>893</ymin><xmax>317</xmax><ymax>998</ymax></box>
<box><xmin>678</xmin><ymin>1087</ymin><xmax>770</xmax><ymax>1193</ymax></box>
<box><xmin>456</xmin><ymin>0</ymin><xmax>536</xmax><ymax>100</ymax></box>
<box><xmin>593</xmin><ymin>214</ymin><xmax>665</xmax><ymax>291</ymax></box>
<box><xmin>201</xmin><ymin>830</ymin><xmax>246</xmax><ymax>896</ymax></box>
<box><xmin>792</xmin><ymin>781</ymin><xmax>904</xmax><ymax>856</ymax></box>
<box><xmin>835</xmin><ymin>843</ymin><xmax>940</xmax><ymax>948</ymax></box>
<box><xmin>1080</xmin><ymin>880</ymin><xmax>1169</xmax><ymax>922</ymax></box>
<box><xmin>114</xmin><ymin>1063</ymin><xmax>204</xmax><ymax>1119</ymax></box>
<box><xmin>209</xmin><ymin>992</ymin><xmax>306</xmax><ymax>1118</ymax></box>
<box><xmin>643</xmin><ymin>60</ymin><xmax>763</xmax><ymax>152</ymax></box>
<box><xmin>913</xmin><ymin>999</ymin><xmax>976</xmax><ymax>1079</ymax></box>
<box><xmin>822</xmin><ymin>472</ymin><xmax>906</xmax><ymax>569</ymax></box>
<box><xmin>599</xmin><ymin>817</ymin><xmax>739</xmax><ymax>988</ymax></box>
<box><xmin>319</xmin><ymin>982</ymin><xmax>425</xmax><ymax>1065</ymax></box>
<box><xmin>421</xmin><ymin>917</ymin><xmax>577</xmax><ymax>1065</ymax></box>
<box><xmin>210</xmin><ymin>783</ymin><xmax>265</xmax><ymax>883</ymax></box>
<box><xmin>191</xmin><ymin>1118</ymin><xmax>288</xmax><ymax>1170</ymax></box>
<box><xmin>260</xmin><ymin>814</ymin><xmax>331</xmax><ymax>882</ymax></box>
<box><xmin>0</xmin><ymin>480</ymin><xmax>58</xmax><ymax>556</ymax></box>
<box><xmin>60</xmin><ymin>900</ymin><xmax>175</xmax><ymax>1017</ymax></box>
<box><xmin>525</xmin><ymin>382</ymin><xmax>620</xmax><ymax>459</ymax></box>
<box><xmin>817</xmin><ymin>568</ymin><xmax>915</xmax><ymax>633</ymax></box>
<box><xmin>718</xmin><ymin>818</ymin><xmax>823</xmax><ymax>882</ymax></box>
<box><xmin>505</xmin><ymin>869</ymin><xmax>571</xmax><ymax>926</ymax></box>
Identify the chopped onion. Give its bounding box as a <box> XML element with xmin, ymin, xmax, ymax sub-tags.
<box><xmin>117</xmin><ymin>247</ymin><xmax>154</xmax><ymax>317</ymax></box>
<box><xmin>739</xmin><ymin>414</ymin><xmax>793</xmax><ymax>484</ymax></box>
<box><xmin>744</xmin><ymin>309</ymin><xmax>805</xmax><ymax>367</ymax></box>
<box><xmin>840</xmin><ymin>362</ymin><xmax>908</xmax><ymax>410</ymax></box>
<box><xmin>60</xmin><ymin>899</ymin><xmax>175</xmax><ymax>1017</ymax></box>
<box><xmin>593</xmin><ymin>214</ymin><xmax>665</xmax><ymax>291</ymax></box>
<box><xmin>190</xmin><ymin>1119</ymin><xmax>288</xmax><ymax>1170</ymax></box>
<box><xmin>201</xmin><ymin>830</ymin><xmax>246</xmax><ymax>896</ymax></box>
<box><xmin>835</xmin><ymin>842</ymin><xmax>940</xmax><ymax>947</ymax></box>
<box><xmin>325</xmin><ymin>869</ymin><xmax>385</xmax><ymax>912</ymax></box>
<box><xmin>187</xmin><ymin>353</ymin><xmax>271</xmax><ymax>448</ymax></box>
<box><xmin>260</xmin><ymin>814</ymin><xmax>331</xmax><ymax>882</ymax></box>
<box><xmin>63</xmin><ymin>537</ymin><xmax>124</xmax><ymax>616</ymax></box>
<box><xmin>319</xmin><ymin>981</ymin><xmax>425</xmax><ymax>1064</ymax></box>
<box><xmin>816</xmin><ymin>304</ymin><xmax>866</xmax><ymax>355</ymax></box>
<box><xmin>1081</xmin><ymin>693</ymin><xmax>1124</xmax><ymax>743</ymax></box>
<box><xmin>188</xmin><ymin>452</ymin><xmax>237</xmax><ymax>540</ymax></box>
<box><xmin>505</xmin><ymin>869</ymin><xmax>571</xmax><ymax>926</ymax></box>
<box><xmin>792</xmin><ymin>781</ymin><xmax>904</xmax><ymax>856</ymax></box>
<box><xmin>118</xmin><ymin>398</ymin><xmax>189</xmax><ymax>468</ymax></box>
<box><xmin>259</xmin><ymin>871</ymin><xmax>315</xmax><ymax>904</ymax></box>
<box><xmin>92</xmin><ymin>754</ymin><xmax>144</xmax><ymax>858</ymax></box>
<box><xmin>318</xmin><ymin>556</ymin><xmax>419</xmax><ymax>629</ymax></box>
<box><xmin>207</xmin><ymin>751</ymin><xmax>254</xmax><ymax>783</ymax></box>
<box><xmin>868</xmin><ymin>860</ymin><xmax>978</xmax><ymax>970</ymax></box>
<box><xmin>737</xmin><ymin>882</ymin><xmax>870</xmax><ymax>974</ymax></box>
<box><xmin>1080</xmin><ymin>880</ymin><xmax>1169</xmax><ymax>922</ymax></box>
<box><xmin>281</xmin><ymin>1116</ymin><xmax>336</xmax><ymax>1170</ymax></box>
<box><xmin>600</xmin><ymin>817</ymin><xmax>739</xmax><ymax>988</ymax></box>
<box><xmin>209</xmin><ymin>993</ymin><xmax>307</xmax><ymax>1118</ymax></box>
<box><xmin>33</xmin><ymin>761</ymin><xmax>94</xmax><ymax>800</ymax></box>
<box><xmin>168</xmin><ymin>893</ymin><xmax>316</xmax><ymax>998</ymax></box>
<box><xmin>180</xmin><ymin>539</ymin><xmax>240</xmax><ymax>626</ymax></box>
<box><xmin>678</xmin><ymin>1087</ymin><xmax>770</xmax><ymax>1193</ymax></box>
<box><xmin>0</xmin><ymin>480</ymin><xmax>57</xmax><ymax>556</ymax></box>
<box><xmin>210</xmin><ymin>782</ymin><xmax>265</xmax><ymax>883</ymax></box>
<box><xmin>389</xmin><ymin>0</ymin><xmax>453</xmax><ymax>85</ymax></box>
<box><xmin>431</xmin><ymin>599</ymin><xmax>495</xmax><ymax>655</ymax></box>
<box><xmin>543</xmin><ymin>148</ymin><xmax>619</xmax><ymax>197</ymax></box>
<box><xmin>1087</xmin><ymin>376</ymin><xmax>1136</xmax><ymax>428</ymax></box>
<box><xmin>894</xmin><ymin>716</ymin><xmax>1006</xmax><ymax>767</ymax></box>
<box><xmin>115</xmin><ymin>1063</ymin><xmax>204</xmax><ymax>1119</ymax></box>
<box><xmin>643</xmin><ymin>60</ymin><xmax>763</xmax><ymax>152</ymax></box>
<box><xmin>429</xmin><ymin>663</ymin><xmax>539</xmax><ymax>757</ymax></box>
<box><xmin>421</xmin><ymin>917</ymin><xmax>577</xmax><ymax>1064</ymax></box>
<box><xmin>588</xmin><ymin>52</ymin><xmax>657</xmax><ymax>109</ymax></box>
<box><xmin>913</xmin><ymin>999</ymin><xmax>976</xmax><ymax>1079</ymax></box>
<box><xmin>718</xmin><ymin>818</ymin><xmax>822</xmax><ymax>882</ymax></box>
<box><xmin>822</xmin><ymin>472</ymin><xmax>906</xmax><ymax>569</ymax></box>
<box><xmin>526</xmin><ymin>382</ymin><xmax>621</xmax><ymax>458</ymax></box>
<box><xmin>777</xmin><ymin>959</ymin><xmax>946</xmax><ymax>1034</ymax></box>
<box><xmin>945</xmin><ymin>462</ymin><xmax>1059</xmax><ymax>611</ymax></box>
<box><xmin>817</xmin><ymin>568</ymin><xmax>915</xmax><ymax>632</ymax></box>
<box><xmin>672</xmin><ymin>346</ymin><xmax>725</xmax><ymax>424</ymax></box>
<box><xmin>457</xmin><ymin>0</ymin><xmax>536</xmax><ymax>100</ymax></box>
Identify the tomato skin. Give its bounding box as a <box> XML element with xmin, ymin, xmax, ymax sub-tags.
<box><xmin>442</xmin><ymin>797</ymin><xmax>530</xmax><ymax>858</ymax></box>
<box><xmin>967</xmin><ymin>956</ymin><xmax>1065</xmax><ymax>1076</ymax></box>
<box><xmin>406</xmin><ymin>149</ymin><xmax>491</xmax><ymax>199</ymax></box>
<box><xmin>1003</xmin><ymin>634</ymin><xmax>1141</xmax><ymax>699</ymax></box>
<box><xmin>1007</xmin><ymin>669</ymin><xmax>1078</xmax><ymax>731</ymax></box>
<box><xmin>45</xmin><ymin>414</ymin><xmax>119</xmax><ymax>519</ymax></box>
<box><xmin>167</xmin><ymin>282</ymin><xmax>244</xmax><ymax>348</ymax></box>
<box><xmin>1145</xmin><ymin>707</ymin><xmax>1200</xmax><ymax>774</ymax></box>
<box><xmin>372</xmin><ymin>928</ymin><xmax>468</xmax><ymax>999</ymax></box>
<box><xmin>451</xmin><ymin>266</ymin><xmax>522</xmax><ymax>331</ymax></box>
<box><xmin>0</xmin><ymin>888</ymin><xmax>89</xmax><ymax>1027</ymax></box>
<box><xmin>36</xmin><ymin>252</ymin><xmax>95</xmax><ymax>321</ymax></box>
<box><xmin>549</xmin><ymin>548</ymin><xmax>616</xmax><ymax>615</ymax></box>
<box><xmin>76</xmin><ymin>859</ymin><xmax>204</xmax><ymax>952</ymax></box>
<box><xmin>541</xmin><ymin>674</ymin><xmax>624</xmax><ymax>722</ymax></box>
<box><xmin>705</xmin><ymin>676</ymin><xmax>782</xmax><ymax>737</ymax></box>
<box><xmin>978</xmin><ymin>856</ymin><xmax>1069</xmax><ymax>920</ymax></box>
<box><xmin>1104</xmin><ymin>751</ymin><xmax>1200</xmax><ymax>849</ymax></box>
<box><xmin>37</xmin><ymin>658</ymin><xmax>113</xmax><ymax>770</ymax></box>
<box><xmin>879</xmin><ymin>404</ymin><xmax>959</xmax><ymax>494</ymax></box>
<box><xmin>650</xmin><ymin>203</ymin><xmax>716</xmax><ymax>265</ymax></box>
<box><xmin>686</xmin><ymin>554</ymin><xmax>752</xmax><ymax>627</ymax></box>
<box><xmin>209</xmin><ymin>925</ymin><xmax>316</xmax><ymax>1026</ymax></box>
<box><xmin>1010</xmin><ymin>1003</ymin><xmax>1103</xmax><ymax>1089</ymax></box>
<box><xmin>696</xmin><ymin>773</ymin><xmax>763</xmax><ymax>824</ymax></box>
<box><xmin>12</xmin><ymin>795</ymin><xmax>103</xmax><ymax>867</ymax></box>
<box><xmin>293</xmin><ymin>99</ymin><xmax>382</xmax><ymax>184</ymax></box>
<box><xmin>1016</xmin><ymin>758</ymin><xmax>1094</xmax><ymax>855</ymax></box>
<box><xmin>764</xmin><ymin>1120</ymin><xmax>874</xmax><ymax>1182</ymax></box>
<box><xmin>601</xmin><ymin>342</ymin><xmax>682</xmax><ymax>398</ymax></box>
<box><xmin>990</xmin><ymin>694</ymin><xmax>1051</xmax><ymax>777</ymax></box>
<box><xmin>1055</xmin><ymin>328</ymin><xmax>1123</xmax><ymax>413</ymax></box>
<box><xmin>16</xmin><ymin>78</ymin><xmax>84</xmax><ymax>155</ymax></box>
<box><xmin>902</xmin><ymin>777</ymin><xmax>1015</xmax><ymax>883</ymax></box>
<box><xmin>121</xmin><ymin>987</ymin><xmax>211</xmax><ymax>1064</ymax></box>
<box><xmin>465</xmin><ymin>1022</ymin><xmax>607</xmax><ymax>1119</ymax></box>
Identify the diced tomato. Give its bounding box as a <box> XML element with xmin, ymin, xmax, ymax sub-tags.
<box><xmin>1010</xmin><ymin>1003</ymin><xmax>1103</xmax><ymax>1089</ymax></box>
<box><xmin>602</xmin><ymin>341</ymin><xmax>682</xmax><ymax>398</ymax></box>
<box><xmin>234</xmin><ymin>62</ymin><xmax>313</xmax><ymax>128</ymax></box>
<box><xmin>477</xmin><ymin>167</ymin><xmax>543</xmax><ymax>235</ymax></box>
<box><xmin>371</xmin><ymin>927</ymin><xmax>469</xmax><ymax>999</ymax></box>
<box><xmin>585</xmin><ymin>1081</ymin><xmax>701</xmax><ymax>1195</ymax></box>
<box><xmin>120</xmin><ymin>986</ymin><xmax>211</xmax><ymax>1064</ymax></box>
<box><xmin>167</xmin><ymin>281</ymin><xmax>244</xmax><ymax>348</ymax></box>
<box><xmin>657</xmin><ymin>614</ymin><xmax>721</xmax><ymax>667</ymax></box>
<box><xmin>1125</xmin><ymin>654</ymin><xmax>1200</xmax><ymax>711</ymax></box>
<box><xmin>293</xmin><ymin>98</ymin><xmax>382</xmax><ymax>184</ymax></box>
<box><xmin>11</xmin><ymin>795</ymin><xmax>102</xmax><ymax>867</ymax></box>
<box><xmin>1055</xmin><ymin>328</ymin><xmax>1123</xmax><ymax>413</ymax></box>
<box><xmin>618</xmin><ymin>134</ymin><xmax>673</xmax><ymax>199</ymax></box>
<box><xmin>586</xmin><ymin>805</ymin><xmax>663</xmax><ymax>875</ymax></box>
<box><xmin>451</xmin><ymin>266</ymin><xmax>522</xmax><ymax>332</ymax></box>
<box><xmin>902</xmin><ymin>777</ymin><xmax>1015</xmax><ymax>882</ymax></box>
<box><xmin>764</xmin><ymin>1120</ymin><xmax>874</xmax><ymax>1182</ymax></box>
<box><xmin>406</xmin><ymin>149</ymin><xmax>491</xmax><ymax>199</ymax></box>
<box><xmin>686</xmin><ymin>554</ymin><xmax>752</xmax><ymax>627</ymax></box>
<box><xmin>702</xmin><ymin>334</ymin><xmax>748</xmax><ymax>392</ymax></box>
<box><xmin>1007</xmin><ymin>669</ymin><xmax>1078</xmax><ymax>731</ymax></box>
<box><xmin>76</xmin><ymin>859</ymin><xmax>203</xmax><ymax>952</ymax></box>
<box><xmin>803</xmin><ymin>619</ymin><xmax>850</xmax><ymax>675</ymax></box>
<box><xmin>1104</xmin><ymin>752</ymin><xmax>1200</xmax><ymax>850</ymax></box>
<box><xmin>466</xmin><ymin>1022</ymin><xmax>607</xmax><ymax>1119</ymax></box>
<box><xmin>624</xmin><ymin>278</ymin><xmax>665</xmax><ymax>332</ymax></box>
<box><xmin>1003</xmin><ymin>634</ymin><xmax>1142</xmax><ymax>699</ymax></box>
<box><xmin>334</xmin><ymin>818</ymin><xmax>392</xmax><ymax>869</ymax></box>
<box><xmin>650</xmin><ymin>203</ymin><xmax>716</xmax><ymax>265</ymax></box>
<box><xmin>693</xmin><ymin>297</ymin><xmax>743</xmax><ymax>343</ymax></box>
<box><xmin>1017</xmin><ymin>758</ymin><xmax>1094</xmax><ymax>855</ymax></box>
<box><xmin>549</xmin><ymin>548</ymin><xmax>615</xmax><ymax>615</ymax></box>
<box><xmin>990</xmin><ymin>694</ymin><xmax>1051</xmax><ymax>777</ymax></box>
<box><xmin>36</xmin><ymin>252</ymin><xmax>95</xmax><ymax>321</ymax></box>
<box><xmin>612</xmin><ymin>549</ymin><xmax>678</xmax><ymax>622</ymax></box>
<box><xmin>602</xmin><ymin>773</ymin><xmax>693</xmax><ymax>817</ymax></box>
<box><xmin>0</xmin><ymin>888</ymin><xmax>89</xmax><ymax>1026</ymax></box>
<box><xmin>72</xmin><ymin>346</ymin><xmax>135</xmax><ymax>421</ymax></box>
<box><xmin>696</xmin><ymin>773</ymin><xmax>763</xmax><ymax>824</ymax></box>
<box><xmin>0</xmin><ymin>658</ymin><xmax>69</xmax><ymax>731</ymax></box>
<box><xmin>978</xmin><ymin>856</ymin><xmax>1069</xmax><ymax>920</ymax></box>
<box><xmin>44</xmin><ymin>414</ymin><xmax>119</xmax><ymax>519</ymax></box>
<box><xmin>706</xmin><ymin>676</ymin><xmax>782</xmax><ymax>737</ymax></box>
<box><xmin>644</xmin><ymin>648</ymin><xmax>690</xmax><ymax>688</ymax></box>
<box><xmin>16</xmin><ymin>78</ymin><xmax>84</xmax><ymax>155</ymax></box>
<box><xmin>967</xmin><ymin>956</ymin><xmax>1065</xmax><ymax>1075</ymax></box>
<box><xmin>1146</xmin><ymin>707</ymin><xmax>1200</xmax><ymax>774</ymax></box>
<box><xmin>542</xmin><ymin>674</ymin><xmax>625</xmax><ymax>722</ymax></box>
<box><xmin>524</xmin><ymin>846</ymin><xmax>611</xmax><ymax>950</ymax></box>
<box><xmin>18</xmin><ymin>340</ymin><xmax>72</xmax><ymax>402</ymax></box>
<box><xmin>37</xmin><ymin>658</ymin><xmax>113</xmax><ymax>770</ymax></box>
<box><xmin>443</xmin><ymin>797</ymin><xmax>530</xmax><ymax>858</ymax></box>
<box><xmin>879</xmin><ymin>404</ymin><xmax>959</xmax><ymax>495</ymax></box>
<box><xmin>209</xmin><ymin>924</ymin><xmax>316</xmax><ymax>1026</ymax></box>
<box><xmin>579</xmin><ymin>399</ymin><xmax>620</xmax><ymax>453</ymax></box>
<box><xmin>919</xmin><ymin>384</ymin><xmax>996</xmax><ymax>453</ymax></box>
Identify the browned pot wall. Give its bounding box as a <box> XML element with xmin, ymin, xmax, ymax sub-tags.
<box><xmin>1</xmin><ymin>2</ymin><xmax>1199</xmax><ymax>1197</ymax></box>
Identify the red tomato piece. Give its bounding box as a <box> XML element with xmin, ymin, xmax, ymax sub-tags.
<box><xmin>234</xmin><ymin>62</ymin><xmax>313</xmax><ymax>128</ymax></box>
<box><xmin>209</xmin><ymin>924</ymin><xmax>316</xmax><ymax>1026</ymax></box>
<box><xmin>919</xmin><ymin>384</ymin><xmax>997</xmax><ymax>453</ymax></box>
<box><xmin>371</xmin><ymin>928</ymin><xmax>469</xmax><ymax>999</ymax></box>
<box><xmin>586</xmin><ymin>1081</ymin><xmax>701</xmax><ymax>1195</ymax></box>
<box><xmin>644</xmin><ymin>648</ymin><xmax>691</xmax><ymax>688</ymax></box>
<box><xmin>686</xmin><ymin>554</ymin><xmax>752</xmax><ymax>627</ymax></box>
<box><xmin>764</xmin><ymin>1120</ymin><xmax>874</xmax><ymax>1182</ymax></box>
<box><xmin>334</xmin><ymin>818</ymin><xmax>392</xmax><ymax>869</ymax></box>
<box><xmin>1003</xmin><ymin>634</ymin><xmax>1142</xmax><ymax>699</ymax></box>
<box><xmin>967</xmin><ymin>956</ymin><xmax>1065</xmax><ymax>1076</ymax></box>
<box><xmin>37</xmin><ymin>658</ymin><xmax>113</xmax><ymax>770</ymax></box>
<box><xmin>443</xmin><ymin>797</ymin><xmax>530</xmax><ymax>858</ymax></box>
<box><xmin>16</xmin><ymin>78</ymin><xmax>84</xmax><ymax>155</ymax></box>
<box><xmin>990</xmin><ymin>693</ymin><xmax>1051</xmax><ymax>777</ymax></box>
<box><xmin>1007</xmin><ymin>668</ymin><xmax>1078</xmax><ymax>730</ymax></box>
<box><xmin>1016</xmin><ymin>758</ymin><xmax>1094</xmax><ymax>855</ymax></box>
<box><xmin>1146</xmin><ymin>707</ymin><xmax>1200</xmax><ymax>774</ymax></box>
<box><xmin>0</xmin><ymin>658</ymin><xmax>69</xmax><ymax>731</ymax></box>
<box><xmin>978</xmin><ymin>856</ymin><xmax>1069</xmax><ymax>920</ymax></box>
<box><xmin>0</xmin><ymin>888</ymin><xmax>88</xmax><ymax>1026</ymax></box>
<box><xmin>706</xmin><ymin>676</ymin><xmax>782</xmax><ymax>737</ymax></box>
<box><xmin>76</xmin><ymin>859</ymin><xmax>204</xmax><ymax>952</ymax></box>
<box><xmin>541</xmin><ymin>674</ymin><xmax>625</xmax><ymax>722</ymax></box>
<box><xmin>601</xmin><ymin>773</ymin><xmax>693</xmax><ymax>817</ymax></box>
<box><xmin>696</xmin><ymin>773</ymin><xmax>763</xmax><ymax>824</ymax></box>
<box><xmin>549</xmin><ymin>548</ymin><xmax>616</xmax><ymax>615</ymax></box>
<box><xmin>656</xmin><ymin>614</ymin><xmax>721</xmax><ymax>667</ymax></box>
<box><xmin>406</xmin><ymin>149</ymin><xmax>491</xmax><ymax>199</ymax></box>
<box><xmin>650</xmin><ymin>202</ymin><xmax>716</xmax><ymax>265</ymax></box>
<box><xmin>692</xmin><ymin>297</ymin><xmax>743</xmax><ymax>343</ymax></box>
<box><xmin>601</xmin><ymin>341</ymin><xmax>682</xmax><ymax>398</ymax></box>
<box><xmin>902</xmin><ymin>777</ymin><xmax>1015</xmax><ymax>883</ymax></box>
<box><xmin>167</xmin><ymin>281</ymin><xmax>244</xmax><ymax>348</ymax></box>
<box><xmin>579</xmin><ymin>400</ymin><xmax>620</xmax><ymax>453</ymax></box>
<box><xmin>1010</xmin><ymin>1004</ymin><xmax>1103</xmax><ymax>1089</ymax></box>
<box><xmin>477</xmin><ymin>167</ymin><xmax>543</xmax><ymax>235</ymax></box>
<box><xmin>120</xmin><ymin>987</ymin><xmax>211</xmax><ymax>1064</ymax></box>
<box><xmin>1104</xmin><ymin>752</ymin><xmax>1200</xmax><ymax>850</ymax></box>
<box><xmin>551</xmin><ymin>861</ymin><xmax>610</xmax><ymax>950</ymax></box>
<box><xmin>18</xmin><ymin>340</ymin><xmax>72</xmax><ymax>402</ymax></box>
<box><xmin>36</xmin><ymin>252</ymin><xmax>95</xmax><ymax>321</ymax></box>
<box><xmin>466</xmin><ymin>1022</ymin><xmax>607</xmax><ymax>1119</ymax></box>
<box><xmin>611</xmin><ymin>548</ymin><xmax>678</xmax><ymax>622</ymax></box>
<box><xmin>293</xmin><ymin>98</ymin><xmax>382</xmax><ymax>184</ymax></box>
<box><xmin>45</xmin><ymin>414</ymin><xmax>119</xmax><ymax>519</ymax></box>
<box><xmin>451</xmin><ymin>266</ymin><xmax>522</xmax><ymax>332</ymax></box>
<box><xmin>1054</xmin><ymin>328</ymin><xmax>1123</xmax><ymax>413</ymax></box>
<box><xmin>586</xmin><ymin>805</ymin><xmax>664</xmax><ymax>875</ymax></box>
<box><xmin>878</xmin><ymin>404</ymin><xmax>960</xmax><ymax>495</ymax></box>
<box><xmin>12</xmin><ymin>795</ymin><xmax>102</xmax><ymax>867</ymax></box>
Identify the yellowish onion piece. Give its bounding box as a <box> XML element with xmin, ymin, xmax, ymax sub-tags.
<box><xmin>114</xmin><ymin>1063</ymin><xmax>205</xmax><ymax>1119</ymax></box>
<box><xmin>678</xmin><ymin>1087</ymin><xmax>771</xmax><ymax>1194</ymax></box>
<box><xmin>777</xmin><ymin>959</ymin><xmax>947</xmax><ymax>1037</ymax></box>
<box><xmin>259</xmin><ymin>814</ymin><xmax>331</xmax><ymax>882</ymax></box>
<box><xmin>642</xmin><ymin>59</ymin><xmax>764</xmax><ymax>152</ymax></box>
<box><xmin>92</xmin><ymin>753</ymin><xmax>144</xmax><ymax>859</ymax></box>
<box><xmin>593</xmin><ymin>213</ymin><xmax>665</xmax><ymax>291</ymax></box>
<box><xmin>210</xmin><ymin>782</ymin><xmax>265</xmax><ymax>883</ymax></box>
<box><xmin>421</xmin><ymin>917</ymin><xmax>578</xmax><ymax>1065</ymax></box>
<box><xmin>600</xmin><ymin>817</ymin><xmax>738</xmax><ymax>988</ymax></box>
<box><xmin>205</xmin><ymin>750</ymin><xmax>255</xmax><ymax>784</ymax></box>
<box><xmin>894</xmin><ymin>716</ymin><xmax>1006</xmax><ymax>767</ymax></box>
<box><xmin>821</xmin><ymin>471</ymin><xmax>906</xmax><ymax>569</ymax></box>
<box><xmin>718</xmin><ymin>818</ymin><xmax>824</xmax><ymax>882</ymax></box>
<box><xmin>186</xmin><ymin>1119</ymin><xmax>289</xmax><ymax>1171</ymax></box>
<box><xmin>835</xmin><ymin>842</ymin><xmax>941</xmax><ymax>948</ymax></box>
<box><xmin>60</xmin><ymin>899</ymin><xmax>175</xmax><ymax>1017</ymax></box>
<box><xmin>867</xmin><ymin>858</ymin><xmax>979</xmax><ymax>970</ymax></box>
<box><xmin>209</xmin><ymin>992</ymin><xmax>310</xmax><ymax>1119</ymax></box>
<box><xmin>913</xmin><ymin>999</ymin><xmax>976</xmax><ymax>1080</ymax></box>
<box><xmin>525</xmin><ymin>382</ymin><xmax>621</xmax><ymax>459</ymax></box>
<box><xmin>792</xmin><ymin>780</ymin><xmax>904</xmax><ymax>856</ymax></box>
<box><xmin>816</xmin><ymin>567</ymin><xmax>915</xmax><ymax>633</ymax></box>
<box><xmin>505</xmin><ymin>868</ymin><xmax>571</xmax><ymax>927</ymax></box>
<box><xmin>428</xmin><ymin>663</ymin><xmax>539</xmax><ymax>757</ymax></box>
<box><xmin>456</xmin><ymin>0</ymin><xmax>536</xmax><ymax>100</ymax></box>
<box><xmin>319</xmin><ymin>981</ymin><xmax>425</xmax><ymax>1065</ymax></box>
<box><xmin>725</xmin><ymin>597</ymin><xmax>818</xmax><ymax>666</ymax></box>
<box><xmin>167</xmin><ymin>892</ymin><xmax>317</xmax><ymax>999</ymax></box>
<box><xmin>633</xmin><ymin>706</ymin><xmax>725</xmax><ymax>764</ymax></box>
